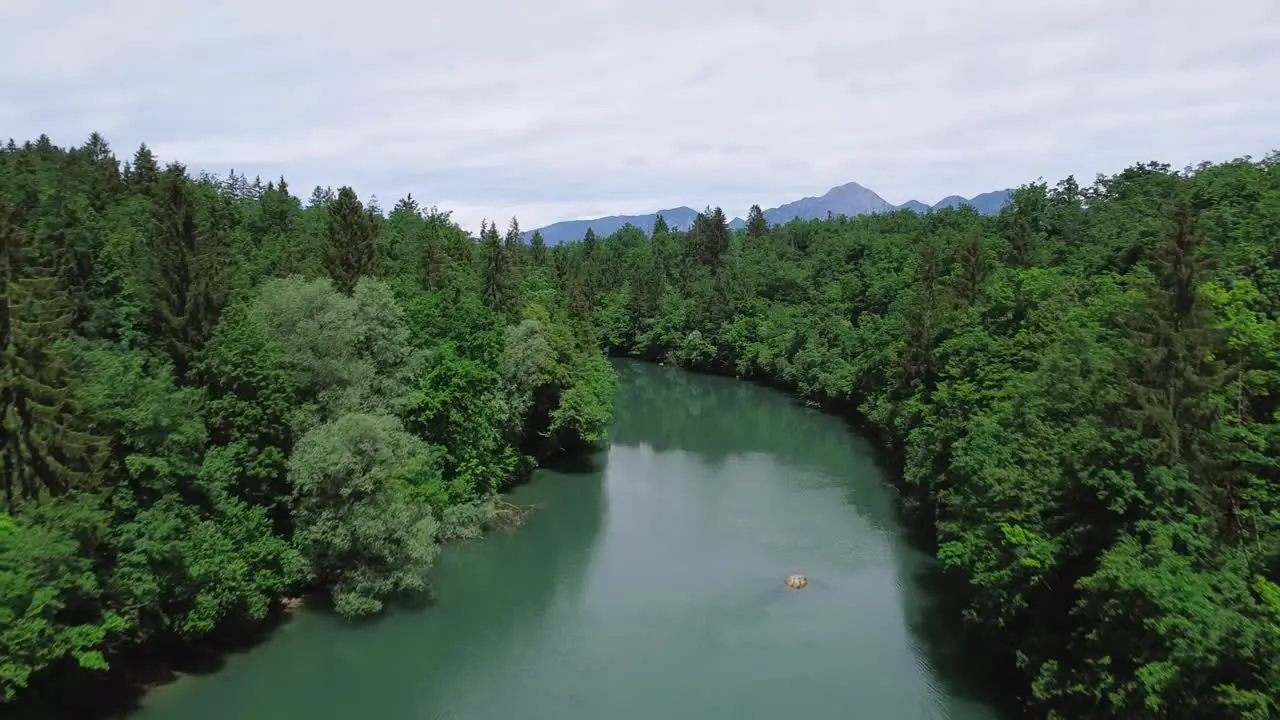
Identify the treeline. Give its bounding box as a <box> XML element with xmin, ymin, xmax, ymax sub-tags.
<box><xmin>0</xmin><ymin>134</ymin><xmax>614</xmax><ymax>707</ymax></box>
<box><xmin>553</xmin><ymin>161</ymin><xmax>1280</xmax><ymax>718</ymax></box>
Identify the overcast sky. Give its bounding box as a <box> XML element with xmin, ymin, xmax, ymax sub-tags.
<box><xmin>3</xmin><ymin>0</ymin><xmax>1278</xmax><ymax>232</ymax></box>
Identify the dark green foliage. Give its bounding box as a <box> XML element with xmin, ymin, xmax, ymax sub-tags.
<box><xmin>323</xmin><ymin>186</ymin><xmax>379</xmax><ymax>294</ymax></box>
<box><xmin>9</xmin><ymin>126</ymin><xmax>1278</xmax><ymax>718</ymax></box>
<box><xmin>557</xmin><ymin>153</ymin><xmax>1280</xmax><ymax>719</ymax></box>
<box><xmin>746</xmin><ymin>204</ymin><xmax>768</xmax><ymax>238</ymax></box>
<box><xmin>480</xmin><ymin>219</ymin><xmax>514</xmax><ymax>313</ymax></box>
<box><xmin>133</xmin><ymin>164</ymin><xmax>234</xmax><ymax>380</ymax></box>
<box><xmin>1</xmin><ymin>196</ymin><xmax>104</xmax><ymax>507</ymax></box>
<box><xmin>691</xmin><ymin>206</ymin><xmax>731</xmax><ymax>271</ymax></box>
<box><xmin>0</xmin><ymin>134</ymin><xmax>614</xmax><ymax>708</ymax></box>
<box><xmin>530</xmin><ymin>230</ymin><xmax>547</xmax><ymax>265</ymax></box>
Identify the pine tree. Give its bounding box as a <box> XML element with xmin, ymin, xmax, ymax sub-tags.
<box><xmin>77</xmin><ymin>132</ymin><xmax>123</xmax><ymax>205</ymax></box>
<box><xmin>421</xmin><ymin>221</ymin><xmax>449</xmax><ymax>291</ymax></box>
<box><xmin>746</xmin><ymin>204</ymin><xmax>769</xmax><ymax>239</ymax></box>
<box><xmin>125</xmin><ymin>142</ymin><xmax>159</xmax><ymax>194</ymax></box>
<box><xmin>481</xmin><ymin>219</ymin><xmax>512</xmax><ymax>313</ymax></box>
<box><xmin>0</xmin><ymin>195</ymin><xmax>103</xmax><ymax>507</ymax></box>
<box><xmin>324</xmin><ymin>186</ymin><xmax>379</xmax><ymax>294</ymax></box>
<box><xmin>630</xmin><ymin>242</ymin><xmax>662</xmax><ymax>324</ymax></box>
<box><xmin>951</xmin><ymin>232</ymin><xmax>988</xmax><ymax>306</ymax></box>
<box><xmin>135</xmin><ymin>164</ymin><xmax>234</xmax><ymax>380</ymax></box>
<box><xmin>530</xmin><ymin>230</ymin><xmax>547</xmax><ymax>266</ymax></box>
<box><xmin>504</xmin><ymin>216</ymin><xmax>524</xmax><ymax>252</ymax></box>
<box><xmin>691</xmin><ymin>206</ymin><xmax>730</xmax><ymax>271</ymax></box>
<box><xmin>999</xmin><ymin>183</ymin><xmax>1048</xmax><ymax>269</ymax></box>
<box><xmin>256</xmin><ymin>176</ymin><xmax>300</xmax><ymax>238</ymax></box>
<box><xmin>392</xmin><ymin>194</ymin><xmax>420</xmax><ymax>218</ymax></box>
<box><xmin>308</xmin><ymin>185</ymin><xmax>335</xmax><ymax>209</ymax></box>
<box><xmin>651</xmin><ymin>214</ymin><xmax>670</xmax><ymax>236</ymax></box>
<box><xmin>504</xmin><ymin>217</ymin><xmax>525</xmax><ymax>274</ymax></box>
<box><xmin>650</xmin><ymin>213</ymin><xmax>676</xmax><ymax>284</ymax></box>
<box><xmin>901</xmin><ymin>239</ymin><xmax>945</xmax><ymax>390</ymax></box>
<box><xmin>1127</xmin><ymin>191</ymin><xmax>1223</xmax><ymax>475</ymax></box>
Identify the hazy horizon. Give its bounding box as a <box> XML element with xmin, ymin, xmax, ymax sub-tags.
<box><xmin>5</xmin><ymin>0</ymin><xmax>1277</xmax><ymax>233</ymax></box>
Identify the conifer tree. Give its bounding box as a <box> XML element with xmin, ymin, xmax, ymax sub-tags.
<box><xmin>135</xmin><ymin>164</ymin><xmax>234</xmax><ymax>380</ymax></box>
<box><xmin>530</xmin><ymin>230</ymin><xmax>547</xmax><ymax>266</ymax></box>
<box><xmin>481</xmin><ymin>219</ymin><xmax>511</xmax><ymax>313</ymax></box>
<box><xmin>421</xmin><ymin>222</ymin><xmax>449</xmax><ymax>291</ymax></box>
<box><xmin>308</xmin><ymin>185</ymin><xmax>335</xmax><ymax>209</ymax></box>
<box><xmin>504</xmin><ymin>217</ymin><xmax>526</xmax><ymax>275</ymax></box>
<box><xmin>1127</xmin><ymin>192</ymin><xmax>1223</xmax><ymax>475</ymax></box>
<box><xmin>951</xmin><ymin>232</ymin><xmax>988</xmax><ymax>306</ymax></box>
<box><xmin>78</xmin><ymin>132</ymin><xmax>123</xmax><ymax>205</ymax></box>
<box><xmin>691</xmin><ymin>206</ymin><xmax>730</xmax><ymax>271</ymax></box>
<box><xmin>0</xmin><ymin>195</ymin><xmax>103</xmax><ymax>507</ymax></box>
<box><xmin>125</xmin><ymin>142</ymin><xmax>159</xmax><ymax>194</ymax></box>
<box><xmin>901</xmin><ymin>239</ymin><xmax>944</xmax><ymax>390</ymax></box>
<box><xmin>746</xmin><ymin>204</ymin><xmax>769</xmax><ymax>239</ymax></box>
<box><xmin>650</xmin><ymin>213</ymin><xmax>677</xmax><ymax>284</ymax></box>
<box><xmin>324</xmin><ymin>186</ymin><xmax>379</xmax><ymax>294</ymax></box>
<box><xmin>504</xmin><ymin>216</ymin><xmax>524</xmax><ymax>252</ymax></box>
<box><xmin>999</xmin><ymin>183</ymin><xmax>1048</xmax><ymax>269</ymax></box>
<box><xmin>651</xmin><ymin>214</ymin><xmax>670</xmax><ymax>237</ymax></box>
<box><xmin>392</xmin><ymin>194</ymin><xmax>419</xmax><ymax>218</ymax></box>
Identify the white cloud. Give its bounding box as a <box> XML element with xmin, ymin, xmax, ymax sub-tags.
<box><xmin>4</xmin><ymin>0</ymin><xmax>1278</xmax><ymax>231</ymax></box>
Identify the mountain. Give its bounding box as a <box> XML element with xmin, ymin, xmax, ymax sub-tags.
<box><xmin>524</xmin><ymin>206</ymin><xmax>700</xmax><ymax>245</ymax></box>
<box><xmin>526</xmin><ymin>184</ymin><xmax>1014</xmax><ymax>244</ymax></box>
<box><xmin>896</xmin><ymin>199</ymin><xmax>932</xmax><ymax>214</ymax></box>
<box><xmin>930</xmin><ymin>195</ymin><xmax>970</xmax><ymax>211</ymax></box>
<box><xmin>762</xmin><ymin>181</ymin><xmax>896</xmax><ymax>225</ymax></box>
<box><xmin>964</xmin><ymin>189</ymin><xmax>1015</xmax><ymax>215</ymax></box>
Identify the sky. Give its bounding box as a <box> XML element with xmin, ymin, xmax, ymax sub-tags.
<box><xmin>3</xmin><ymin>0</ymin><xmax>1278</xmax><ymax>232</ymax></box>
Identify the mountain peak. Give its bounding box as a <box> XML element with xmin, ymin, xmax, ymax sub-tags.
<box><xmin>525</xmin><ymin>183</ymin><xmax>1013</xmax><ymax>244</ymax></box>
<box><xmin>826</xmin><ymin>181</ymin><xmax>871</xmax><ymax>194</ymax></box>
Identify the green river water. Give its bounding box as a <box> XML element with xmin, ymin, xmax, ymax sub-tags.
<box><xmin>131</xmin><ymin>360</ymin><xmax>1008</xmax><ymax>720</ymax></box>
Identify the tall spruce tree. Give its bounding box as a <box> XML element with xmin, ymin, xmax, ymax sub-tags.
<box><xmin>324</xmin><ymin>186</ymin><xmax>379</xmax><ymax>294</ymax></box>
<box><xmin>0</xmin><ymin>195</ymin><xmax>103</xmax><ymax>507</ymax></box>
<box><xmin>421</xmin><ymin>220</ymin><xmax>449</xmax><ymax>291</ymax></box>
<box><xmin>746</xmin><ymin>204</ymin><xmax>769</xmax><ymax>239</ymax></box>
<box><xmin>1127</xmin><ymin>191</ymin><xmax>1223</xmax><ymax>477</ymax></box>
<box><xmin>125</xmin><ymin>142</ymin><xmax>159</xmax><ymax>194</ymax></box>
<box><xmin>504</xmin><ymin>216</ymin><xmax>524</xmax><ymax>252</ymax></box>
<box><xmin>530</xmin><ymin>230</ymin><xmax>547</xmax><ymax>266</ymax></box>
<box><xmin>481</xmin><ymin>219</ymin><xmax>512</xmax><ymax>313</ymax></box>
<box><xmin>135</xmin><ymin>163</ymin><xmax>233</xmax><ymax>381</ymax></box>
<box><xmin>951</xmin><ymin>232</ymin><xmax>988</xmax><ymax>306</ymax></box>
<box><xmin>691</xmin><ymin>206</ymin><xmax>731</xmax><ymax>271</ymax></box>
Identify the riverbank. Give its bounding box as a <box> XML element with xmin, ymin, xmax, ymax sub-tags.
<box><xmin>4</xmin><ymin>493</ymin><xmax>546</xmax><ymax>720</ymax></box>
<box><xmin>122</xmin><ymin>361</ymin><xmax>1012</xmax><ymax>720</ymax></box>
<box><xmin>615</xmin><ymin>353</ymin><xmax>1029</xmax><ymax>712</ymax></box>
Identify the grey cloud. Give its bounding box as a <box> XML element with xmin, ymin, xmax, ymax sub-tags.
<box><xmin>4</xmin><ymin>0</ymin><xmax>1279</xmax><ymax>231</ymax></box>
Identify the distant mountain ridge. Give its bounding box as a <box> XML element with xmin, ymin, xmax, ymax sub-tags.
<box><xmin>526</xmin><ymin>183</ymin><xmax>1014</xmax><ymax>245</ymax></box>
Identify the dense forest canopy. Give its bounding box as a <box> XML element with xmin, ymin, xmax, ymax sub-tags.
<box><xmin>0</xmin><ymin>133</ymin><xmax>614</xmax><ymax>709</ymax></box>
<box><xmin>567</xmin><ymin>153</ymin><xmax>1280</xmax><ymax>719</ymax></box>
<box><xmin>3</xmin><ymin>132</ymin><xmax>1280</xmax><ymax>719</ymax></box>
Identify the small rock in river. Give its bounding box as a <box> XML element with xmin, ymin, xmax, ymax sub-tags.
<box><xmin>785</xmin><ymin>574</ymin><xmax>808</xmax><ymax>589</ymax></box>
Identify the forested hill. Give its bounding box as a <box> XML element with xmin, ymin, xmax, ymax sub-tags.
<box><xmin>550</xmin><ymin>156</ymin><xmax>1280</xmax><ymax>718</ymax></box>
<box><xmin>0</xmin><ymin>133</ymin><xmax>614</xmax><ymax>712</ymax></box>
<box><xmin>525</xmin><ymin>183</ymin><xmax>1013</xmax><ymax>245</ymax></box>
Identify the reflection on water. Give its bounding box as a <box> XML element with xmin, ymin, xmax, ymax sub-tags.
<box><xmin>132</xmin><ymin>360</ymin><xmax>1008</xmax><ymax>720</ymax></box>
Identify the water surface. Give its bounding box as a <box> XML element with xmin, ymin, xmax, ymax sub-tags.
<box><xmin>133</xmin><ymin>361</ymin><xmax>1006</xmax><ymax>720</ymax></box>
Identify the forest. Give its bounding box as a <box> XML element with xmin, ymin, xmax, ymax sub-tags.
<box><xmin>0</xmin><ymin>134</ymin><xmax>614</xmax><ymax>711</ymax></box>
<box><xmin>561</xmin><ymin>155</ymin><xmax>1280</xmax><ymax>718</ymax></box>
<box><xmin>3</xmin><ymin>133</ymin><xmax>1279</xmax><ymax>718</ymax></box>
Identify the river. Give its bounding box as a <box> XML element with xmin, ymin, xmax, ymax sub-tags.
<box><xmin>131</xmin><ymin>360</ymin><xmax>1008</xmax><ymax>720</ymax></box>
